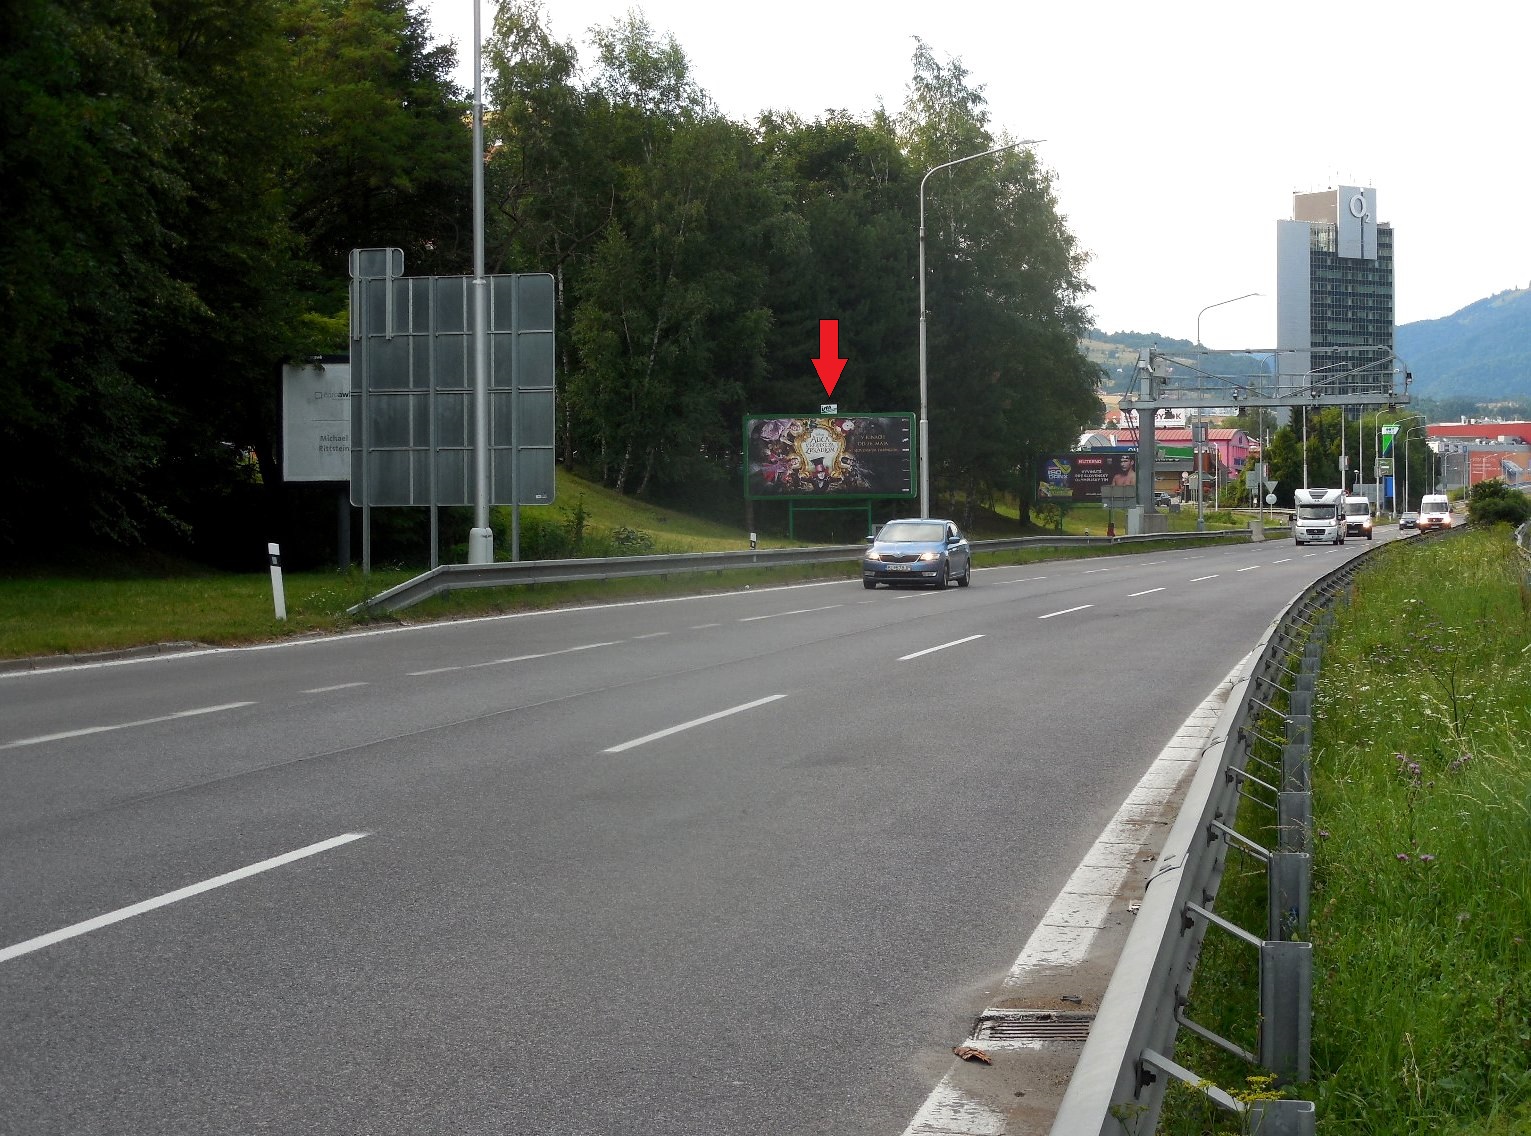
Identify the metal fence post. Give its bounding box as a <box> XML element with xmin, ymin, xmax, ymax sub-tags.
<box><xmin>1277</xmin><ymin>792</ymin><xmax>1311</xmax><ymax>854</ymax></box>
<box><xmin>1248</xmin><ymin>1098</ymin><xmax>1317</xmax><ymax>1135</ymax></box>
<box><xmin>1259</xmin><ymin>941</ymin><xmax>1312</xmax><ymax>1081</ymax></box>
<box><xmin>1268</xmin><ymin>852</ymin><xmax>1310</xmax><ymax>940</ymax></box>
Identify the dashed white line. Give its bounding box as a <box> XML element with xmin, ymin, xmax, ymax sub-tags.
<box><xmin>1</xmin><ymin>702</ymin><xmax>256</xmax><ymax>750</ymax></box>
<box><xmin>1237</xmin><ymin>565</ymin><xmax>1260</xmax><ymax>573</ymax></box>
<box><xmin>689</xmin><ymin>623</ymin><xmax>722</xmax><ymax>630</ymax></box>
<box><xmin>302</xmin><ymin>682</ymin><xmax>367</xmax><ymax>694</ymax></box>
<box><xmin>467</xmin><ymin>641</ymin><xmax>621</xmax><ymax>669</ymax></box>
<box><xmin>1272</xmin><ymin>558</ymin><xmax>1293</xmax><ymax>564</ymax></box>
<box><xmin>738</xmin><ymin>604</ymin><xmax>842</xmax><ymax>623</ymax></box>
<box><xmin>1127</xmin><ymin>587</ymin><xmax>1165</xmax><ymax>597</ymax></box>
<box><xmin>1083</xmin><ymin>567</ymin><xmax>1112</xmax><ymax>574</ymax></box>
<box><xmin>0</xmin><ymin>833</ymin><xmax>369</xmax><ymax>964</ymax></box>
<box><xmin>1190</xmin><ymin>574</ymin><xmax>1220</xmax><ymax>582</ymax></box>
<box><xmin>604</xmin><ymin>694</ymin><xmax>787</xmax><ymax>753</ymax></box>
<box><xmin>899</xmin><ymin>635</ymin><xmax>985</xmax><ymax>661</ymax></box>
<box><xmin>999</xmin><ymin>575</ymin><xmax>1049</xmax><ymax>585</ymax></box>
<box><xmin>408</xmin><ymin>666</ymin><xmax>461</xmax><ymax>676</ymax></box>
<box><xmin>1039</xmin><ymin>604</ymin><xmax>1092</xmax><ymax>620</ymax></box>
<box><xmin>633</xmin><ymin>632</ymin><xmax>670</xmax><ymax>640</ymax></box>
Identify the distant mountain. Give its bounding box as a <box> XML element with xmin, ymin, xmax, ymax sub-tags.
<box><xmin>1396</xmin><ymin>288</ymin><xmax>1531</xmax><ymax>401</ymax></box>
<box><xmin>1087</xmin><ymin>287</ymin><xmax>1531</xmax><ymax>403</ymax></box>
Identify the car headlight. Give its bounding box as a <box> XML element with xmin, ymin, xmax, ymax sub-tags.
<box><xmin>864</xmin><ymin>550</ymin><xmax>882</xmax><ymax>561</ymax></box>
<box><xmin>918</xmin><ymin>550</ymin><xmax>940</xmax><ymax>561</ymax></box>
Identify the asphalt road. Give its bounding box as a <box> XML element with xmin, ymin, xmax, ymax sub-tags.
<box><xmin>0</xmin><ymin>532</ymin><xmax>1399</xmax><ymax>1135</ymax></box>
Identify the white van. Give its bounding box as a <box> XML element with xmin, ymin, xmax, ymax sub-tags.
<box><xmin>1418</xmin><ymin>494</ymin><xmax>1453</xmax><ymax>531</ymax></box>
<box><xmin>1294</xmin><ymin>487</ymin><xmax>1345</xmax><ymax>545</ymax></box>
<box><xmin>1343</xmin><ymin>495</ymin><xmax>1374</xmax><ymax>540</ymax></box>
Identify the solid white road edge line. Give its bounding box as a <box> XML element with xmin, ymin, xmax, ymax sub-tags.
<box><xmin>0</xmin><ymin>701</ymin><xmax>256</xmax><ymax>750</ymax></box>
<box><xmin>0</xmin><ymin>832</ymin><xmax>370</xmax><ymax>964</ymax></box>
<box><xmin>603</xmin><ymin>694</ymin><xmax>787</xmax><ymax>754</ymax></box>
<box><xmin>1038</xmin><ymin>605</ymin><xmax>1092</xmax><ymax>619</ymax></box>
<box><xmin>899</xmin><ymin>635</ymin><xmax>985</xmax><ymax>662</ymax></box>
<box><xmin>900</xmin><ymin>654</ymin><xmax>1250</xmax><ymax>1135</ymax></box>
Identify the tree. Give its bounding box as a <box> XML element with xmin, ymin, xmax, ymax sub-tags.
<box><xmin>896</xmin><ymin>40</ymin><xmax>1100</xmax><ymax>525</ymax></box>
<box><xmin>1466</xmin><ymin>478</ymin><xmax>1531</xmax><ymax>527</ymax></box>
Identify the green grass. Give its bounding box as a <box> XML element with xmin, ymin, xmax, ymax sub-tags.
<box><xmin>1157</xmin><ymin>527</ymin><xmax>1531</xmax><ymax>1134</ymax></box>
<box><xmin>1</xmin><ymin>467</ymin><xmax>1257</xmax><ymax>661</ymax></box>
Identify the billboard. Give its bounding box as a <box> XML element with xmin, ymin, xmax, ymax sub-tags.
<box><xmin>1038</xmin><ymin>452</ymin><xmax>1139</xmax><ymax>501</ymax></box>
<box><xmin>744</xmin><ymin>414</ymin><xmax>915</xmax><ymax>499</ymax></box>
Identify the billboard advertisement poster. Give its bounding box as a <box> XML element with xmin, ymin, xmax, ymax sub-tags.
<box><xmin>1038</xmin><ymin>452</ymin><xmax>1138</xmax><ymax>501</ymax></box>
<box><xmin>744</xmin><ymin>414</ymin><xmax>914</xmax><ymax>499</ymax></box>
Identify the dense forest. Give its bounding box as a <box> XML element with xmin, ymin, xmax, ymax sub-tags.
<box><xmin>1</xmin><ymin>0</ymin><xmax>1104</xmax><ymax>566</ymax></box>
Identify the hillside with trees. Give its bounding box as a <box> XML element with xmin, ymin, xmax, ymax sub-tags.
<box><xmin>1</xmin><ymin>0</ymin><xmax>1102</xmax><ymax>566</ymax></box>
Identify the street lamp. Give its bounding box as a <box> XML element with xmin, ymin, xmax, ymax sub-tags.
<box><xmin>1403</xmin><ymin>424</ymin><xmax>1429</xmax><ymax>513</ymax></box>
<box><xmin>1195</xmin><ymin>292</ymin><xmax>1262</xmax><ymax>346</ymax></box>
<box><xmin>918</xmin><ymin>138</ymin><xmax>1042</xmax><ymax>518</ymax></box>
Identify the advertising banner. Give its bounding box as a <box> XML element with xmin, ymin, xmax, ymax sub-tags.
<box><xmin>1038</xmin><ymin>452</ymin><xmax>1139</xmax><ymax>501</ymax></box>
<box><xmin>744</xmin><ymin>414</ymin><xmax>914</xmax><ymax>499</ymax></box>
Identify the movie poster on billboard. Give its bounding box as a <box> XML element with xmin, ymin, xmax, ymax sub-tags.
<box><xmin>744</xmin><ymin>414</ymin><xmax>914</xmax><ymax>499</ymax></box>
<box><xmin>1038</xmin><ymin>452</ymin><xmax>1138</xmax><ymax>501</ymax></box>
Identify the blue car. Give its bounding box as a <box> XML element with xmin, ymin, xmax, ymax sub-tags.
<box><xmin>862</xmin><ymin>518</ymin><xmax>972</xmax><ymax>589</ymax></box>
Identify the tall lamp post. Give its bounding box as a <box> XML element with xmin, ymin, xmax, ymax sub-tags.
<box><xmin>918</xmin><ymin>138</ymin><xmax>1041</xmax><ymax>518</ymax></box>
<box><xmin>1403</xmin><ymin>425</ymin><xmax>1429</xmax><ymax>513</ymax></box>
<box><xmin>1195</xmin><ymin>292</ymin><xmax>1262</xmax><ymax>345</ymax></box>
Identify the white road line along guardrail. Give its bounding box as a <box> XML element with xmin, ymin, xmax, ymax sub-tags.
<box><xmin>1046</xmin><ymin>545</ymin><xmax>1386</xmax><ymax>1135</ymax></box>
<box><xmin>348</xmin><ymin>528</ymin><xmax>1271</xmax><ymax>615</ymax></box>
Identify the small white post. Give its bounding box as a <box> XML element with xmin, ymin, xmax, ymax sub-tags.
<box><xmin>268</xmin><ymin>542</ymin><xmax>287</xmax><ymax>621</ymax></box>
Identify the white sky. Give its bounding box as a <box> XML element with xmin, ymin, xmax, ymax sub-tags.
<box><xmin>424</xmin><ymin>0</ymin><xmax>1530</xmax><ymax>351</ymax></box>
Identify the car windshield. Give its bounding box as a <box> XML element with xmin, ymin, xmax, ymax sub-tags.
<box><xmin>1296</xmin><ymin>505</ymin><xmax>1336</xmax><ymax>520</ymax></box>
<box><xmin>878</xmin><ymin>522</ymin><xmax>945</xmax><ymax>543</ymax></box>
<box><xmin>1345</xmin><ymin>501</ymin><xmax>1369</xmax><ymax>515</ymax></box>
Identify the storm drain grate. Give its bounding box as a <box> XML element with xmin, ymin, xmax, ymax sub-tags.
<box><xmin>972</xmin><ymin>1010</ymin><xmax>1095</xmax><ymax>1042</ymax></box>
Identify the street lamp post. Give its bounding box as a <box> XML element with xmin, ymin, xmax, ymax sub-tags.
<box><xmin>1195</xmin><ymin>292</ymin><xmax>1262</xmax><ymax>346</ymax></box>
<box><xmin>1403</xmin><ymin>425</ymin><xmax>1429</xmax><ymax>513</ymax></box>
<box><xmin>918</xmin><ymin>138</ymin><xmax>1041</xmax><ymax>519</ymax></box>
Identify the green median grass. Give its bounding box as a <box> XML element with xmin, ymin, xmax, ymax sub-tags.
<box><xmin>1</xmin><ymin>467</ymin><xmax>1256</xmax><ymax>662</ymax></box>
<box><xmin>1158</xmin><ymin>526</ymin><xmax>1531</xmax><ymax>1134</ymax></box>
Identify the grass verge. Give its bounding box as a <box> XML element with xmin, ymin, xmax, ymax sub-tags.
<box><xmin>1157</xmin><ymin>527</ymin><xmax>1531</xmax><ymax>1134</ymax></box>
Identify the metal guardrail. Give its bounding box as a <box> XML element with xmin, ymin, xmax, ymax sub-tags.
<box><xmin>348</xmin><ymin>526</ymin><xmax>1275</xmax><ymax>615</ymax></box>
<box><xmin>1047</xmin><ymin>540</ymin><xmax>1401</xmax><ymax>1135</ymax></box>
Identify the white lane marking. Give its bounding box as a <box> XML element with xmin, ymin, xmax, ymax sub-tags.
<box><xmin>738</xmin><ymin>604</ymin><xmax>841</xmax><ymax>623</ymax></box>
<box><xmin>302</xmin><ymin>682</ymin><xmax>367</xmax><ymax>694</ymax></box>
<box><xmin>633</xmin><ymin>632</ymin><xmax>670</xmax><ymax>640</ymax></box>
<box><xmin>1272</xmin><ymin>558</ymin><xmax>1293</xmax><ymax>564</ymax></box>
<box><xmin>998</xmin><ymin>575</ymin><xmax>1048</xmax><ymax>585</ymax></box>
<box><xmin>1190</xmin><ymin>574</ymin><xmax>1220</xmax><ymax>582</ymax></box>
<box><xmin>408</xmin><ymin>666</ymin><xmax>461</xmax><ymax>676</ymax></box>
<box><xmin>1039</xmin><ymin>604</ymin><xmax>1092</xmax><ymax>620</ymax></box>
<box><xmin>604</xmin><ymin>694</ymin><xmax>787</xmax><ymax>754</ymax></box>
<box><xmin>1</xmin><ymin>702</ymin><xmax>255</xmax><ymax>751</ymax></box>
<box><xmin>901</xmin><ymin>656</ymin><xmax>1246</xmax><ymax>1135</ymax></box>
<box><xmin>467</xmin><ymin>641</ymin><xmax>621</xmax><ymax>669</ymax></box>
<box><xmin>1127</xmin><ymin>588</ymin><xmax>1165</xmax><ymax>597</ymax></box>
<box><xmin>689</xmin><ymin>623</ymin><xmax>722</xmax><ymax>630</ymax></box>
<box><xmin>0</xmin><ymin>833</ymin><xmax>369</xmax><ymax>964</ymax></box>
<box><xmin>1083</xmin><ymin>567</ymin><xmax>1112</xmax><ymax>574</ymax></box>
<box><xmin>1237</xmin><ymin>565</ymin><xmax>1260</xmax><ymax>573</ymax></box>
<box><xmin>899</xmin><ymin>635</ymin><xmax>985</xmax><ymax>662</ymax></box>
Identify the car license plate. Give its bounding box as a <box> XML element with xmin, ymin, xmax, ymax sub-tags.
<box><xmin>887</xmin><ymin>563</ymin><xmax>912</xmax><ymax>571</ymax></box>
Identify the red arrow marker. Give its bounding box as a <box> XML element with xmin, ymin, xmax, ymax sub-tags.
<box><xmin>812</xmin><ymin>319</ymin><xmax>847</xmax><ymax>396</ymax></box>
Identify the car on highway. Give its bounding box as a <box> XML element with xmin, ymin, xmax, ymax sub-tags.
<box><xmin>1398</xmin><ymin>511</ymin><xmax>1419</xmax><ymax>529</ymax></box>
<box><xmin>1154</xmin><ymin>492</ymin><xmax>1173</xmax><ymax>507</ymax></box>
<box><xmin>862</xmin><ymin>518</ymin><xmax>971</xmax><ymax>589</ymax></box>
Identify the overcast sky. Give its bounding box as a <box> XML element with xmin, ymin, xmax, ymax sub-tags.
<box><xmin>423</xmin><ymin>0</ymin><xmax>1528</xmax><ymax>352</ymax></box>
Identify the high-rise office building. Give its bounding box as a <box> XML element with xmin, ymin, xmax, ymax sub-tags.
<box><xmin>1276</xmin><ymin>186</ymin><xmax>1394</xmax><ymax>397</ymax></box>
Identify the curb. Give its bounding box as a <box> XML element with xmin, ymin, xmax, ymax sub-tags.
<box><xmin>0</xmin><ymin>641</ymin><xmax>207</xmax><ymax>675</ymax></box>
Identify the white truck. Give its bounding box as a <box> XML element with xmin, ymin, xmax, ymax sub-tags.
<box><xmin>1343</xmin><ymin>495</ymin><xmax>1374</xmax><ymax>540</ymax></box>
<box><xmin>1418</xmin><ymin>493</ymin><xmax>1453</xmax><ymax>531</ymax></box>
<box><xmin>1294</xmin><ymin>487</ymin><xmax>1345</xmax><ymax>545</ymax></box>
